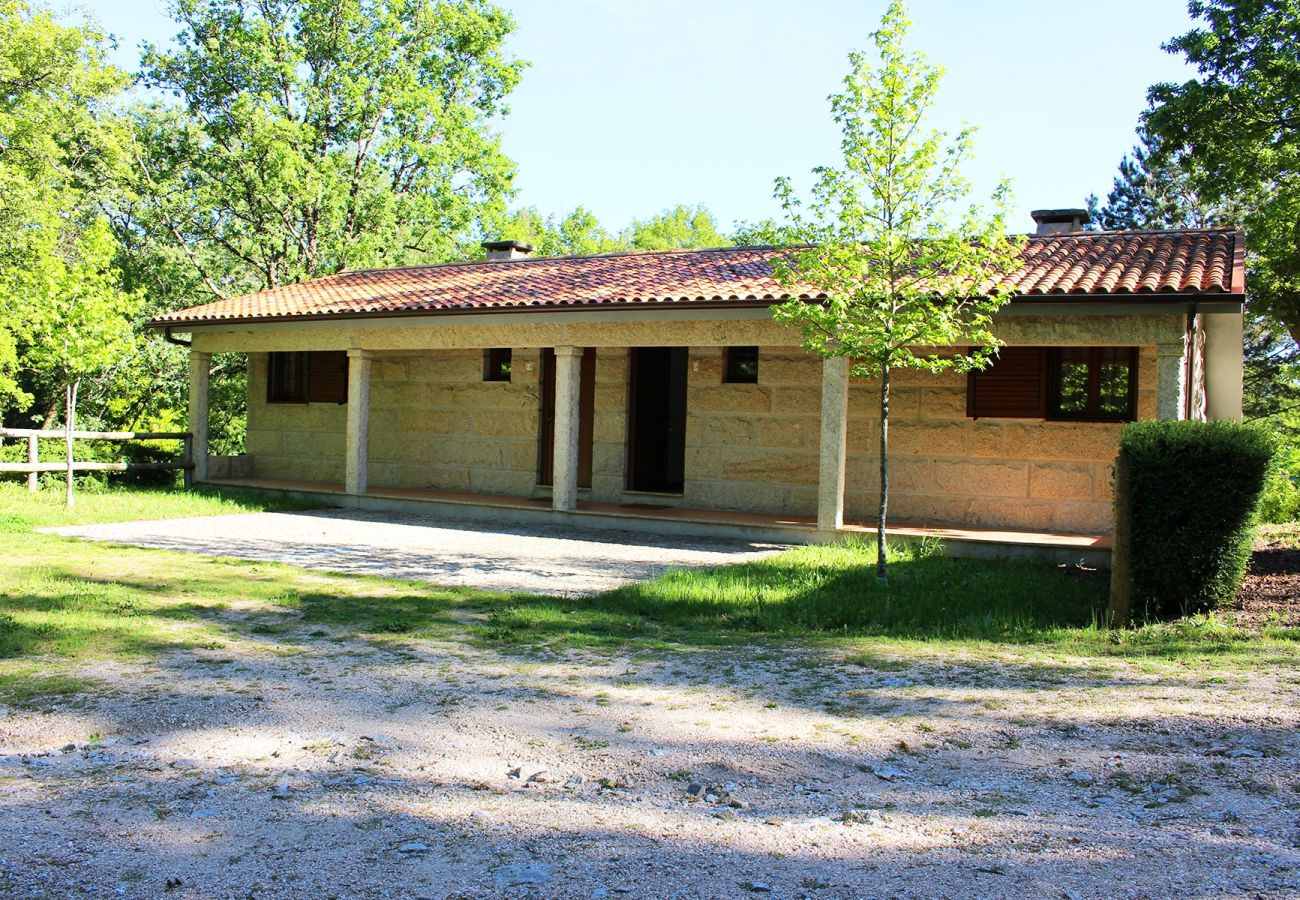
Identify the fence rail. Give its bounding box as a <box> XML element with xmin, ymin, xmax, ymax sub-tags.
<box><xmin>0</xmin><ymin>427</ymin><xmax>194</xmax><ymax>495</ymax></box>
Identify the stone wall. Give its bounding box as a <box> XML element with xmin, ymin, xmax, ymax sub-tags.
<box><xmin>245</xmin><ymin>353</ymin><xmax>347</xmax><ymax>483</ymax></box>
<box><xmin>673</xmin><ymin>347</ymin><xmax>1154</xmax><ymax>534</ymax></box>
<box><xmin>680</xmin><ymin>349</ymin><xmax>821</xmax><ymax>515</ymax></box>
<box><xmin>841</xmin><ymin>348</ymin><xmax>1156</xmax><ymax>535</ymax></box>
<box><xmin>366</xmin><ymin>349</ymin><xmax>541</xmax><ymax>495</ymax></box>
<box><xmin>246</xmin><ymin>350</ymin><xmax>543</xmax><ymax>494</ymax></box>
<box><xmin>244</xmin><ymin>343</ymin><xmax>1158</xmax><ymax>535</ymax></box>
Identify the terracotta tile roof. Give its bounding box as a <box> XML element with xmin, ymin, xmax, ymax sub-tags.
<box><xmin>151</xmin><ymin>228</ymin><xmax>1244</xmax><ymax>327</ymax></box>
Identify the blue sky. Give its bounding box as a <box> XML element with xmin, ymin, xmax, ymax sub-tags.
<box><xmin>80</xmin><ymin>0</ymin><xmax>1197</xmax><ymax>235</ymax></box>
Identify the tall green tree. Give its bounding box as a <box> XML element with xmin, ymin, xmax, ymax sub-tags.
<box><xmin>499</xmin><ymin>205</ymin><xmax>627</xmax><ymax>256</ymax></box>
<box><xmin>1144</xmin><ymin>0</ymin><xmax>1300</xmax><ymax>344</ymax></box>
<box><xmin>628</xmin><ymin>204</ymin><xmax>730</xmax><ymax>251</ymax></box>
<box><xmin>770</xmin><ymin>0</ymin><xmax>1022</xmax><ymax>577</ymax></box>
<box><xmin>121</xmin><ymin>0</ymin><xmax>526</xmax><ymax>301</ymax></box>
<box><xmin>1087</xmin><ymin>130</ymin><xmax>1228</xmax><ymax>231</ymax></box>
<box><xmin>16</xmin><ymin>218</ymin><xmax>141</xmax><ymax>504</ymax></box>
<box><xmin>0</xmin><ymin>0</ymin><xmax>128</xmax><ymax>419</ymax></box>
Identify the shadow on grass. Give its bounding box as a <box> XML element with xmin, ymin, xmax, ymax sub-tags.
<box><xmin>475</xmin><ymin>540</ymin><xmax>1107</xmax><ymax>647</ymax></box>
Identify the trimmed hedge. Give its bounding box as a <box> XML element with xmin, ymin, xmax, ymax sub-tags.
<box><xmin>1109</xmin><ymin>420</ymin><xmax>1274</xmax><ymax>623</ymax></box>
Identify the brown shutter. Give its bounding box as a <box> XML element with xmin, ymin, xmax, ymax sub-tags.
<box><xmin>967</xmin><ymin>347</ymin><xmax>1046</xmax><ymax>418</ymax></box>
<box><xmin>306</xmin><ymin>351</ymin><xmax>349</xmax><ymax>404</ymax></box>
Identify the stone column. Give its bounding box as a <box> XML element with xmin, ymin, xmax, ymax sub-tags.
<box><xmin>188</xmin><ymin>350</ymin><xmax>212</xmax><ymax>483</ymax></box>
<box><xmin>552</xmin><ymin>345</ymin><xmax>583</xmax><ymax>512</ymax></box>
<box><xmin>817</xmin><ymin>355</ymin><xmax>850</xmax><ymax>531</ymax></box>
<box><xmin>1204</xmin><ymin>311</ymin><xmax>1244</xmax><ymax>422</ymax></box>
<box><xmin>345</xmin><ymin>349</ymin><xmax>372</xmax><ymax>494</ymax></box>
<box><xmin>1155</xmin><ymin>341</ymin><xmax>1187</xmax><ymax>421</ymax></box>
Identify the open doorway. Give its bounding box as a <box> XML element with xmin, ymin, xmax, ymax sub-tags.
<box><xmin>626</xmin><ymin>347</ymin><xmax>688</xmax><ymax>494</ymax></box>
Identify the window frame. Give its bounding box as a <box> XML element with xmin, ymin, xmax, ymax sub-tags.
<box><xmin>483</xmin><ymin>347</ymin><xmax>513</xmax><ymax>382</ymax></box>
<box><xmin>723</xmin><ymin>346</ymin><xmax>759</xmax><ymax>384</ymax></box>
<box><xmin>267</xmin><ymin>351</ymin><xmax>308</xmax><ymax>404</ymax></box>
<box><xmin>1046</xmin><ymin>346</ymin><xmax>1138</xmax><ymax>422</ymax></box>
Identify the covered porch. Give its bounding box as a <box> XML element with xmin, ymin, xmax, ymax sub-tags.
<box><xmin>176</xmin><ymin>300</ymin><xmax>1242</xmax><ymax>569</ymax></box>
<box><xmin>198</xmin><ymin>474</ymin><xmax>1114</xmax><ymax>567</ymax></box>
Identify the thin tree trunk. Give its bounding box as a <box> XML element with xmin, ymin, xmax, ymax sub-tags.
<box><xmin>877</xmin><ymin>363</ymin><xmax>890</xmax><ymax>579</ymax></box>
<box><xmin>65</xmin><ymin>379</ymin><xmax>78</xmax><ymax>509</ymax></box>
<box><xmin>40</xmin><ymin>396</ymin><xmax>61</xmax><ymax>430</ymax></box>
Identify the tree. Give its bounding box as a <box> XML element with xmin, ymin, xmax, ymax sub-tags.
<box><xmin>769</xmin><ymin>0</ymin><xmax>1022</xmax><ymax>578</ymax></box>
<box><xmin>1144</xmin><ymin>0</ymin><xmax>1300</xmax><ymax>344</ymax></box>
<box><xmin>628</xmin><ymin>204</ymin><xmax>730</xmax><ymax>251</ymax></box>
<box><xmin>499</xmin><ymin>205</ymin><xmax>627</xmax><ymax>256</ymax></box>
<box><xmin>120</xmin><ymin>0</ymin><xmax>526</xmax><ymax>301</ymax></box>
<box><xmin>14</xmin><ymin>218</ymin><xmax>142</xmax><ymax>505</ymax></box>
<box><xmin>0</xmin><ymin>0</ymin><xmax>128</xmax><ymax>419</ymax></box>
<box><xmin>1086</xmin><ymin>130</ymin><xmax>1228</xmax><ymax>231</ymax></box>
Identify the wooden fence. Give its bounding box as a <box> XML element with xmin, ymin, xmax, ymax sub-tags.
<box><xmin>0</xmin><ymin>428</ymin><xmax>195</xmax><ymax>496</ymax></box>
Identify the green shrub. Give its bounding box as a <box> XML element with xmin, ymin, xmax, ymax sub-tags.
<box><xmin>1258</xmin><ymin>467</ymin><xmax>1300</xmax><ymax>524</ymax></box>
<box><xmin>1110</xmin><ymin>421</ymin><xmax>1273</xmax><ymax>622</ymax></box>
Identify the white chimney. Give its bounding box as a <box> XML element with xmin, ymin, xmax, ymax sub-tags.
<box><xmin>482</xmin><ymin>239</ymin><xmax>535</xmax><ymax>261</ymax></box>
<box><xmin>1030</xmin><ymin>208</ymin><xmax>1091</xmax><ymax>235</ymax></box>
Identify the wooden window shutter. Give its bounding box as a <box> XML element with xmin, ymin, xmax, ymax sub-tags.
<box><xmin>967</xmin><ymin>347</ymin><xmax>1046</xmax><ymax>418</ymax></box>
<box><xmin>305</xmin><ymin>351</ymin><xmax>349</xmax><ymax>404</ymax></box>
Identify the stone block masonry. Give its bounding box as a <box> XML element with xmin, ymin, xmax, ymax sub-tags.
<box><xmin>242</xmin><ymin>340</ymin><xmax>1159</xmax><ymax>536</ymax></box>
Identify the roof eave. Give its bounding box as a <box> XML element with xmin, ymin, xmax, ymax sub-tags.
<box><xmin>146</xmin><ymin>289</ymin><xmax>1245</xmax><ymax>331</ymax></box>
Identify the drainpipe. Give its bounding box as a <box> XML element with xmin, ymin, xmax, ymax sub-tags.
<box><xmin>163</xmin><ymin>327</ymin><xmax>191</xmax><ymax>348</ymax></box>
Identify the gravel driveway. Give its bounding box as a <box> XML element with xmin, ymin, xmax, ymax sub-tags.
<box><xmin>4</xmin><ymin>628</ymin><xmax>1297</xmax><ymax>898</ymax></box>
<box><xmin>46</xmin><ymin>508</ymin><xmax>784</xmax><ymax>595</ymax></box>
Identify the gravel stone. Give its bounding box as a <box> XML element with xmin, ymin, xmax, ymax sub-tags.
<box><xmin>47</xmin><ymin>509</ymin><xmax>784</xmax><ymax>596</ymax></box>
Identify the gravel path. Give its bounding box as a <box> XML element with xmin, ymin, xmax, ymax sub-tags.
<box><xmin>2</xmin><ymin>630</ymin><xmax>1297</xmax><ymax>898</ymax></box>
<box><xmin>46</xmin><ymin>508</ymin><xmax>785</xmax><ymax>595</ymax></box>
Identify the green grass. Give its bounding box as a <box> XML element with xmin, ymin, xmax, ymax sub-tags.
<box><xmin>0</xmin><ymin>485</ymin><xmax>1295</xmax><ymax>707</ymax></box>
<box><xmin>0</xmin><ymin>481</ymin><xmax>317</xmax><ymax>531</ymax></box>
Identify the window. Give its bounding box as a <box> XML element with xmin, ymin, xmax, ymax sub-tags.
<box><xmin>267</xmin><ymin>351</ymin><xmax>348</xmax><ymax>404</ymax></box>
<box><xmin>484</xmin><ymin>348</ymin><xmax>512</xmax><ymax>382</ymax></box>
<box><xmin>967</xmin><ymin>346</ymin><xmax>1137</xmax><ymax>422</ymax></box>
<box><xmin>1047</xmin><ymin>347</ymin><xmax>1137</xmax><ymax>421</ymax></box>
<box><xmin>724</xmin><ymin>346</ymin><xmax>759</xmax><ymax>384</ymax></box>
<box><xmin>267</xmin><ymin>352</ymin><xmax>307</xmax><ymax>403</ymax></box>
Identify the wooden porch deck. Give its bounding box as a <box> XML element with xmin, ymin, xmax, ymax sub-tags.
<box><xmin>201</xmin><ymin>477</ymin><xmax>1112</xmax><ymax>567</ymax></box>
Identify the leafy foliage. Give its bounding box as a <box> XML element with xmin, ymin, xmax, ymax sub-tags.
<box><xmin>120</xmin><ymin>0</ymin><xmax>525</xmax><ymax>299</ymax></box>
<box><xmin>499</xmin><ymin>205</ymin><xmax>627</xmax><ymax>256</ymax></box>
<box><xmin>1086</xmin><ymin>130</ymin><xmax>1229</xmax><ymax>231</ymax></box>
<box><xmin>628</xmin><ymin>204</ymin><xmax>730</xmax><ymax>251</ymax></box>
<box><xmin>767</xmin><ymin>0</ymin><xmax>1022</xmax><ymax>575</ymax></box>
<box><xmin>1111</xmin><ymin>420</ymin><xmax>1273</xmax><ymax>621</ymax></box>
<box><xmin>15</xmin><ymin>218</ymin><xmax>142</xmax><ymax>398</ymax></box>
<box><xmin>1144</xmin><ymin>0</ymin><xmax>1300</xmax><ymax>344</ymax></box>
<box><xmin>499</xmin><ymin>203</ymin><xmax>735</xmax><ymax>257</ymax></box>
<box><xmin>0</xmin><ymin>1</ymin><xmax>129</xmax><ymax>416</ymax></box>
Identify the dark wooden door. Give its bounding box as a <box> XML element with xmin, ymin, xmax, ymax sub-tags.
<box><xmin>537</xmin><ymin>348</ymin><xmax>595</xmax><ymax>488</ymax></box>
<box><xmin>626</xmin><ymin>347</ymin><xmax>688</xmax><ymax>493</ymax></box>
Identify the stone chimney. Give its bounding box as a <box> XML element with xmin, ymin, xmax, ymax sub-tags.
<box><xmin>482</xmin><ymin>239</ymin><xmax>535</xmax><ymax>261</ymax></box>
<box><xmin>1030</xmin><ymin>208</ymin><xmax>1091</xmax><ymax>235</ymax></box>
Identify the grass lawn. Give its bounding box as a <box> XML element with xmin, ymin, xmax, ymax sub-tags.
<box><xmin>1</xmin><ymin>482</ymin><xmax>1296</xmax><ymax>706</ymax></box>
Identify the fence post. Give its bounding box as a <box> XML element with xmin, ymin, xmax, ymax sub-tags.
<box><xmin>183</xmin><ymin>434</ymin><xmax>193</xmax><ymax>489</ymax></box>
<box><xmin>65</xmin><ymin>381</ymin><xmax>77</xmax><ymax>509</ymax></box>
<box><xmin>27</xmin><ymin>434</ymin><xmax>38</xmax><ymax>492</ymax></box>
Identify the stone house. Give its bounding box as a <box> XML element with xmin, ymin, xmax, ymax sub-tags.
<box><xmin>151</xmin><ymin>211</ymin><xmax>1246</xmax><ymax>563</ymax></box>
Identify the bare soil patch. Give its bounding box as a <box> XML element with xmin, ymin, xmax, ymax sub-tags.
<box><xmin>1236</xmin><ymin>531</ymin><xmax>1300</xmax><ymax>630</ymax></box>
